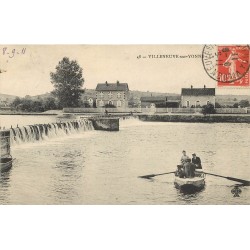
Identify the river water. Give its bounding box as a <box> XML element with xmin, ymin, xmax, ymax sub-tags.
<box><xmin>0</xmin><ymin>115</ymin><xmax>249</xmax><ymax>204</ymax></box>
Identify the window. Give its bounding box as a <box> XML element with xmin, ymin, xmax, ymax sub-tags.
<box><xmin>99</xmin><ymin>100</ymin><xmax>104</xmax><ymax>107</ymax></box>
<box><xmin>207</xmin><ymin>100</ymin><xmax>210</xmax><ymax>105</ymax></box>
<box><xmin>99</xmin><ymin>92</ymin><xmax>104</xmax><ymax>98</ymax></box>
<box><xmin>117</xmin><ymin>92</ymin><xmax>121</xmax><ymax>98</ymax></box>
<box><xmin>108</xmin><ymin>92</ymin><xmax>113</xmax><ymax>99</ymax></box>
<box><xmin>186</xmin><ymin>100</ymin><xmax>190</xmax><ymax>107</ymax></box>
<box><xmin>196</xmin><ymin>100</ymin><xmax>200</xmax><ymax>107</ymax></box>
<box><xmin>108</xmin><ymin>100</ymin><xmax>113</xmax><ymax>105</ymax></box>
<box><xmin>117</xmin><ymin>100</ymin><xmax>122</xmax><ymax>107</ymax></box>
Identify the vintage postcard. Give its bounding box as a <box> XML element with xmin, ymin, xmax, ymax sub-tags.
<box><xmin>0</xmin><ymin>45</ymin><xmax>249</xmax><ymax>205</ymax></box>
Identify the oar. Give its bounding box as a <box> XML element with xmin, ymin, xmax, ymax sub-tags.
<box><xmin>205</xmin><ymin>172</ymin><xmax>250</xmax><ymax>186</ymax></box>
<box><xmin>139</xmin><ymin>171</ymin><xmax>175</xmax><ymax>179</ymax></box>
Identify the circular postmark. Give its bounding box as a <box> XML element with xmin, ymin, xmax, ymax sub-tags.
<box><xmin>202</xmin><ymin>45</ymin><xmax>250</xmax><ymax>85</ymax></box>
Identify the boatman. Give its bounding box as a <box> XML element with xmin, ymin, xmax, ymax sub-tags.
<box><xmin>191</xmin><ymin>153</ymin><xmax>202</xmax><ymax>169</ymax></box>
<box><xmin>183</xmin><ymin>159</ymin><xmax>196</xmax><ymax>178</ymax></box>
<box><xmin>180</xmin><ymin>150</ymin><xmax>190</xmax><ymax>165</ymax></box>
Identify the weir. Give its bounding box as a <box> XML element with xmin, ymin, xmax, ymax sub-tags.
<box><xmin>9</xmin><ymin>119</ymin><xmax>94</xmax><ymax>145</ymax></box>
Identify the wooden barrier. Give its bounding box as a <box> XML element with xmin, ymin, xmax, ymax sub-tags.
<box><xmin>0</xmin><ymin>130</ymin><xmax>11</xmax><ymax>158</ymax></box>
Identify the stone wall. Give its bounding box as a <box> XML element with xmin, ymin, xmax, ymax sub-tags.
<box><xmin>138</xmin><ymin>114</ymin><xmax>250</xmax><ymax>123</ymax></box>
<box><xmin>0</xmin><ymin>130</ymin><xmax>11</xmax><ymax>157</ymax></box>
<box><xmin>90</xmin><ymin>118</ymin><xmax>119</xmax><ymax>131</ymax></box>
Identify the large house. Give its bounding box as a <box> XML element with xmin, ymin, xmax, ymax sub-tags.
<box><xmin>181</xmin><ymin>85</ymin><xmax>215</xmax><ymax>107</ymax></box>
<box><xmin>95</xmin><ymin>81</ymin><xmax>129</xmax><ymax>108</ymax></box>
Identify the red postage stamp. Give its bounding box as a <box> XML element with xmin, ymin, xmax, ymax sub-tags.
<box><xmin>202</xmin><ymin>45</ymin><xmax>250</xmax><ymax>87</ymax></box>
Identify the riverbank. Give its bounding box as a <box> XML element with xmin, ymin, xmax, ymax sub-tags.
<box><xmin>1</xmin><ymin>111</ymin><xmax>250</xmax><ymax>123</ymax></box>
<box><xmin>138</xmin><ymin>113</ymin><xmax>250</xmax><ymax>123</ymax></box>
<box><xmin>0</xmin><ymin>110</ymin><xmax>62</xmax><ymax>115</ymax></box>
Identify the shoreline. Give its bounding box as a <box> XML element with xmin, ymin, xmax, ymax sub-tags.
<box><xmin>1</xmin><ymin>112</ymin><xmax>250</xmax><ymax>123</ymax></box>
<box><xmin>0</xmin><ymin>111</ymin><xmax>61</xmax><ymax>115</ymax></box>
<box><xmin>138</xmin><ymin>114</ymin><xmax>250</xmax><ymax>123</ymax></box>
<box><xmin>0</xmin><ymin>113</ymin><xmax>58</xmax><ymax>116</ymax></box>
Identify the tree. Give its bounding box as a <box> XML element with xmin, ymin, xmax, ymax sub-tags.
<box><xmin>239</xmin><ymin>100</ymin><xmax>249</xmax><ymax>108</ymax></box>
<box><xmin>233</xmin><ymin>103</ymin><xmax>239</xmax><ymax>108</ymax></box>
<box><xmin>105</xmin><ymin>103</ymin><xmax>116</xmax><ymax>108</ymax></box>
<box><xmin>11</xmin><ymin>97</ymin><xmax>22</xmax><ymax>107</ymax></box>
<box><xmin>11</xmin><ymin>96</ymin><xmax>59</xmax><ymax>112</ymax></box>
<box><xmin>202</xmin><ymin>103</ymin><xmax>216</xmax><ymax>116</ymax></box>
<box><xmin>83</xmin><ymin>102</ymin><xmax>91</xmax><ymax>108</ymax></box>
<box><xmin>50</xmin><ymin>57</ymin><xmax>84</xmax><ymax>107</ymax></box>
<box><xmin>32</xmin><ymin>101</ymin><xmax>44</xmax><ymax>112</ymax></box>
<box><xmin>215</xmin><ymin>102</ymin><xmax>221</xmax><ymax>108</ymax></box>
<box><xmin>43</xmin><ymin>97</ymin><xmax>58</xmax><ymax>110</ymax></box>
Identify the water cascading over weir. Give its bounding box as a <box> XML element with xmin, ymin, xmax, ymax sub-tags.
<box><xmin>10</xmin><ymin>119</ymin><xmax>94</xmax><ymax>145</ymax></box>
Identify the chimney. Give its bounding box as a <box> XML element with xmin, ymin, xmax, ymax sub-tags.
<box><xmin>191</xmin><ymin>85</ymin><xmax>193</xmax><ymax>89</ymax></box>
<box><xmin>204</xmin><ymin>85</ymin><xmax>206</xmax><ymax>89</ymax></box>
<box><xmin>105</xmin><ymin>81</ymin><xmax>108</xmax><ymax>86</ymax></box>
<box><xmin>117</xmin><ymin>80</ymin><xmax>119</xmax><ymax>85</ymax></box>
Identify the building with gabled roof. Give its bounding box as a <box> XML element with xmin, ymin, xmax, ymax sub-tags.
<box><xmin>181</xmin><ymin>85</ymin><xmax>215</xmax><ymax>107</ymax></box>
<box><xmin>95</xmin><ymin>81</ymin><xmax>129</xmax><ymax>108</ymax></box>
<box><xmin>140</xmin><ymin>96</ymin><xmax>180</xmax><ymax>108</ymax></box>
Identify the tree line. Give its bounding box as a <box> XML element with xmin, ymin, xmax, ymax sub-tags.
<box><xmin>11</xmin><ymin>96</ymin><xmax>61</xmax><ymax>112</ymax></box>
<box><xmin>215</xmin><ymin>100</ymin><xmax>250</xmax><ymax>108</ymax></box>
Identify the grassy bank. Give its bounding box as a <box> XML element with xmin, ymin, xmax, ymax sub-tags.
<box><xmin>0</xmin><ymin>110</ymin><xmax>62</xmax><ymax>115</ymax></box>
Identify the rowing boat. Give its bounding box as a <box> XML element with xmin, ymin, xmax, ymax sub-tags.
<box><xmin>174</xmin><ymin>170</ymin><xmax>205</xmax><ymax>191</ymax></box>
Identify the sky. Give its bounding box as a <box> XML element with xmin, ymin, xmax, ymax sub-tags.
<box><xmin>0</xmin><ymin>45</ymin><xmax>249</xmax><ymax>97</ymax></box>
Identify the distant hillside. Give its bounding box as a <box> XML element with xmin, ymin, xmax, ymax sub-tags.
<box><xmin>0</xmin><ymin>93</ymin><xmax>18</xmax><ymax>101</ymax></box>
<box><xmin>216</xmin><ymin>95</ymin><xmax>250</xmax><ymax>106</ymax></box>
<box><xmin>216</xmin><ymin>95</ymin><xmax>250</xmax><ymax>102</ymax></box>
<box><xmin>129</xmin><ymin>90</ymin><xmax>180</xmax><ymax>100</ymax></box>
<box><xmin>0</xmin><ymin>93</ymin><xmax>19</xmax><ymax>106</ymax></box>
<box><xmin>29</xmin><ymin>92</ymin><xmax>53</xmax><ymax>100</ymax></box>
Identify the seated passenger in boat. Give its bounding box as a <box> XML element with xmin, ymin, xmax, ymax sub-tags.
<box><xmin>183</xmin><ymin>159</ymin><xmax>196</xmax><ymax>178</ymax></box>
<box><xmin>192</xmin><ymin>153</ymin><xmax>202</xmax><ymax>169</ymax></box>
<box><xmin>175</xmin><ymin>165</ymin><xmax>185</xmax><ymax>178</ymax></box>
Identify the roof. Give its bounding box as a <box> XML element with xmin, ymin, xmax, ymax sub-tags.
<box><xmin>181</xmin><ymin>88</ymin><xmax>215</xmax><ymax>96</ymax></box>
<box><xmin>166</xmin><ymin>100</ymin><xmax>180</xmax><ymax>103</ymax></box>
<box><xmin>167</xmin><ymin>95</ymin><xmax>181</xmax><ymax>101</ymax></box>
<box><xmin>141</xmin><ymin>96</ymin><xmax>167</xmax><ymax>102</ymax></box>
<box><xmin>96</xmin><ymin>83</ymin><xmax>129</xmax><ymax>91</ymax></box>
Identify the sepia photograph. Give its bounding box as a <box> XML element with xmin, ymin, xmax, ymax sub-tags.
<box><xmin>1</xmin><ymin>1</ymin><xmax>250</xmax><ymax>249</ymax></box>
<box><xmin>0</xmin><ymin>44</ymin><xmax>249</xmax><ymax>205</ymax></box>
